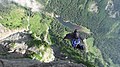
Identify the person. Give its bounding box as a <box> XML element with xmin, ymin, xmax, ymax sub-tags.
<box><xmin>63</xmin><ymin>29</ymin><xmax>85</xmax><ymax>50</ymax></box>
<box><xmin>71</xmin><ymin>29</ymin><xmax>80</xmax><ymax>48</ymax></box>
<box><xmin>71</xmin><ymin>38</ymin><xmax>81</xmax><ymax>48</ymax></box>
<box><xmin>72</xmin><ymin>29</ymin><xmax>84</xmax><ymax>49</ymax></box>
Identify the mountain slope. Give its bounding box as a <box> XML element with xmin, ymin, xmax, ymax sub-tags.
<box><xmin>44</xmin><ymin>0</ymin><xmax>120</xmax><ymax>67</ymax></box>
<box><xmin>1</xmin><ymin>0</ymin><xmax>120</xmax><ymax>67</ymax></box>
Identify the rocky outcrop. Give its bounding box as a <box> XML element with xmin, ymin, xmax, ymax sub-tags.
<box><xmin>0</xmin><ymin>32</ymin><xmax>32</xmax><ymax>53</ymax></box>
<box><xmin>0</xmin><ymin>30</ymin><xmax>86</xmax><ymax>67</ymax></box>
<box><xmin>0</xmin><ymin>59</ymin><xmax>86</xmax><ymax>67</ymax></box>
<box><xmin>0</xmin><ymin>28</ymin><xmax>32</xmax><ymax>58</ymax></box>
<box><xmin>28</xmin><ymin>45</ymin><xmax>55</xmax><ymax>63</ymax></box>
<box><xmin>0</xmin><ymin>27</ymin><xmax>55</xmax><ymax>63</ymax></box>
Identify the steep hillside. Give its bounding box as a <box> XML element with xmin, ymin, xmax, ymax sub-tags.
<box><xmin>45</xmin><ymin>0</ymin><xmax>120</xmax><ymax>67</ymax></box>
<box><xmin>0</xmin><ymin>0</ymin><xmax>91</xmax><ymax>67</ymax></box>
<box><xmin>0</xmin><ymin>0</ymin><xmax>120</xmax><ymax>67</ymax></box>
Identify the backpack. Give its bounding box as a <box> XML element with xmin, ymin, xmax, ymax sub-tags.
<box><xmin>71</xmin><ymin>38</ymin><xmax>85</xmax><ymax>50</ymax></box>
<box><xmin>72</xmin><ymin>38</ymin><xmax>80</xmax><ymax>48</ymax></box>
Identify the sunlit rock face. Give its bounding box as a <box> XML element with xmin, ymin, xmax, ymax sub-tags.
<box><xmin>28</xmin><ymin>45</ymin><xmax>55</xmax><ymax>63</ymax></box>
<box><xmin>9</xmin><ymin>42</ymin><xmax>28</xmax><ymax>54</ymax></box>
<box><xmin>9</xmin><ymin>0</ymin><xmax>44</xmax><ymax>12</ymax></box>
<box><xmin>40</xmin><ymin>46</ymin><xmax>55</xmax><ymax>63</ymax></box>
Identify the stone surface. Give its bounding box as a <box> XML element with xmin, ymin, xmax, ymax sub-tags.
<box><xmin>0</xmin><ymin>59</ymin><xmax>86</xmax><ymax>67</ymax></box>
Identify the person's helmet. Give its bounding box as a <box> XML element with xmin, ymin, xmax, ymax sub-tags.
<box><xmin>74</xmin><ymin>29</ymin><xmax>79</xmax><ymax>39</ymax></box>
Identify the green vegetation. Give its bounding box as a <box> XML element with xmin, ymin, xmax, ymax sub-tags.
<box><xmin>27</xmin><ymin>39</ymin><xmax>51</xmax><ymax>61</ymax></box>
<box><xmin>25</xmin><ymin>12</ymin><xmax>54</xmax><ymax>61</ymax></box>
<box><xmin>86</xmin><ymin>37</ymin><xmax>107</xmax><ymax>67</ymax></box>
<box><xmin>45</xmin><ymin>0</ymin><xmax>120</xmax><ymax>67</ymax></box>
<box><xmin>0</xmin><ymin>5</ymin><xmax>28</xmax><ymax>29</ymax></box>
<box><xmin>1</xmin><ymin>0</ymin><xmax>120</xmax><ymax>67</ymax></box>
<box><xmin>29</xmin><ymin>12</ymin><xmax>52</xmax><ymax>39</ymax></box>
<box><xmin>49</xmin><ymin>19</ymin><xmax>96</xmax><ymax>67</ymax></box>
<box><xmin>29</xmin><ymin>13</ymin><xmax>97</xmax><ymax>66</ymax></box>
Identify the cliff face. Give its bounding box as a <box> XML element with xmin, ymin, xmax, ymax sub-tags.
<box><xmin>0</xmin><ymin>0</ymin><xmax>120</xmax><ymax>67</ymax></box>
<box><xmin>0</xmin><ymin>22</ymin><xmax>87</xmax><ymax>67</ymax></box>
<box><xmin>0</xmin><ymin>59</ymin><xmax>86</xmax><ymax>67</ymax></box>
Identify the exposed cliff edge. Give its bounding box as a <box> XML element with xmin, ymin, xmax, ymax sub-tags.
<box><xmin>0</xmin><ymin>24</ymin><xmax>87</xmax><ymax>67</ymax></box>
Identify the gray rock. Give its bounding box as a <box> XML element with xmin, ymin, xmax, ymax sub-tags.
<box><xmin>0</xmin><ymin>31</ymin><xmax>33</xmax><ymax>59</ymax></box>
<box><xmin>0</xmin><ymin>45</ymin><xmax>8</xmax><ymax>53</ymax></box>
<box><xmin>0</xmin><ymin>59</ymin><xmax>86</xmax><ymax>67</ymax></box>
<box><xmin>0</xmin><ymin>59</ymin><xmax>40</xmax><ymax>67</ymax></box>
<box><xmin>4</xmin><ymin>32</ymin><xmax>32</xmax><ymax>42</ymax></box>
